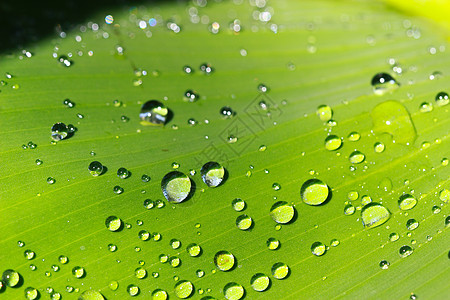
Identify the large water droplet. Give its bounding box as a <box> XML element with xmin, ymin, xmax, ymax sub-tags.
<box><xmin>371</xmin><ymin>100</ymin><xmax>416</xmax><ymax>145</ymax></box>
<box><xmin>220</xmin><ymin>106</ymin><xmax>235</xmax><ymax>118</ymax></box>
<box><xmin>186</xmin><ymin>243</ymin><xmax>202</xmax><ymax>257</ymax></box>
<box><xmin>300</xmin><ymin>179</ymin><xmax>329</xmax><ymax>205</ymax></box>
<box><xmin>361</xmin><ymin>203</ymin><xmax>390</xmax><ymax>228</ymax></box>
<box><xmin>271</xmin><ymin>262</ymin><xmax>289</xmax><ymax>279</ymax></box>
<box><xmin>51</xmin><ymin>123</ymin><xmax>68</xmax><ymax>141</ymax></box>
<box><xmin>135</xmin><ymin>267</ymin><xmax>147</xmax><ymax>279</ymax></box>
<box><xmin>236</xmin><ymin>214</ymin><xmax>253</xmax><ymax>230</ymax></box>
<box><xmin>406</xmin><ymin>219</ymin><xmax>419</xmax><ymax>230</ymax></box>
<box><xmin>232</xmin><ymin>198</ymin><xmax>246</xmax><ymax>211</ymax></box>
<box><xmin>161</xmin><ymin>171</ymin><xmax>191</xmax><ymax>203</ymax></box>
<box><xmin>399</xmin><ymin>245</ymin><xmax>413</xmax><ymax>258</ymax></box>
<box><xmin>223</xmin><ymin>282</ymin><xmax>244</xmax><ymax>300</ymax></box>
<box><xmin>379</xmin><ymin>260</ymin><xmax>390</xmax><ymax>269</ymax></box>
<box><xmin>270</xmin><ymin>201</ymin><xmax>295</xmax><ymax>224</ymax></box>
<box><xmin>371</xmin><ymin>73</ymin><xmax>399</xmax><ymax>95</ymax></box>
<box><xmin>140</xmin><ymin>100</ymin><xmax>168</xmax><ymax>126</ymax></box>
<box><xmin>201</xmin><ymin>162</ymin><xmax>225</xmax><ymax>187</ymax></box>
<box><xmin>117</xmin><ymin>167</ymin><xmax>130</xmax><ymax>179</ymax></box>
<box><xmin>439</xmin><ymin>189</ymin><xmax>449</xmax><ymax>203</ymax></box>
<box><xmin>435</xmin><ymin>91</ymin><xmax>449</xmax><ymax>106</ymax></box>
<box><xmin>24</xmin><ymin>287</ymin><xmax>39</xmax><ymax>300</ymax></box>
<box><xmin>105</xmin><ymin>216</ymin><xmax>122</xmax><ymax>231</ymax></box>
<box><xmin>324</xmin><ymin>135</ymin><xmax>342</xmax><ymax>151</ymax></box>
<box><xmin>398</xmin><ymin>194</ymin><xmax>417</xmax><ymax>210</ymax></box>
<box><xmin>174</xmin><ymin>280</ymin><xmax>194</xmax><ymax>299</ymax></box>
<box><xmin>214</xmin><ymin>250</ymin><xmax>235</xmax><ymax>271</ymax></box>
<box><xmin>2</xmin><ymin>269</ymin><xmax>20</xmax><ymax>287</ymax></box>
<box><xmin>127</xmin><ymin>284</ymin><xmax>140</xmax><ymax>296</ymax></box>
<box><xmin>88</xmin><ymin>161</ymin><xmax>103</xmax><ymax>176</ymax></box>
<box><xmin>311</xmin><ymin>242</ymin><xmax>326</xmax><ymax>256</ymax></box>
<box><xmin>79</xmin><ymin>290</ymin><xmax>105</xmax><ymax>300</ymax></box>
<box><xmin>152</xmin><ymin>289</ymin><xmax>168</xmax><ymax>300</ymax></box>
<box><xmin>349</xmin><ymin>151</ymin><xmax>365</xmax><ymax>164</ymax></box>
<box><xmin>250</xmin><ymin>273</ymin><xmax>270</xmax><ymax>292</ymax></box>
<box><xmin>72</xmin><ymin>266</ymin><xmax>85</xmax><ymax>278</ymax></box>
<box><xmin>316</xmin><ymin>105</ymin><xmax>333</xmax><ymax>122</ymax></box>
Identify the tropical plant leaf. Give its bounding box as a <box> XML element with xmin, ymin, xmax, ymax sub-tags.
<box><xmin>0</xmin><ymin>0</ymin><xmax>449</xmax><ymax>299</ymax></box>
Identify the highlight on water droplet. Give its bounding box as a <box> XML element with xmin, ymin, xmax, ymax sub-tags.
<box><xmin>398</xmin><ymin>194</ymin><xmax>417</xmax><ymax>210</ymax></box>
<box><xmin>371</xmin><ymin>100</ymin><xmax>416</xmax><ymax>145</ymax></box>
<box><xmin>201</xmin><ymin>161</ymin><xmax>225</xmax><ymax>187</ymax></box>
<box><xmin>361</xmin><ymin>203</ymin><xmax>390</xmax><ymax>228</ymax></box>
<box><xmin>223</xmin><ymin>282</ymin><xmax>245</xmax><ymax>300</ymax></box>
<box><xmin>371</xmin><ymin>73</ymin><xmax>399</xmax><ymax>95</ymax></box>
<box><xmin>140</xmin><ymin>100</ymin><xmax>168</xmax><ymax>126</ymax></box>
<box><xmin>271</xmin><ymin>262</ymin><xmax>289</xmax><ymax>279</ymax></box>
<box><xmin>214</xmin><ymin>250</ymin><xmax>235</xmax><ymax>271</ymax></box>
<box><xmin>250</xmin><ymin>273</ymin><xmax>270</xmax><ymax>292</ymax></box>
<box><xmin>220</xmin><ymin>106</ymin><xmax>234</xmax><ymax>118</ymax></box>
<box><xmin>161</xmin><ymin>171</ymin><xmax>192</xmax><ymax>203</ymax></box>
<box><xmin>270</xmin><ymin>201</ymin><xmax>295</xmax><ymax>224</ymax></box>
<box><xmin>174</xmin><ymin>280</ymin><xmax>194</xmax><ymax>299</ymax></box>
<box><xmin>311</xmin><ymin>241</ymin><xmax>326</xmax><ymax>256</ymax></box>
<box><xmin>300</xmin><ymin>179</ymin><xmax>329</xmax><ymax>205</ymax></box>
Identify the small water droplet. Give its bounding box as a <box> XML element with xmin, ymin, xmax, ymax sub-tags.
<box><xmin>347</xmin><ymin>132</ymin><xmax>361</xmax><ymax>142</ymax></box>
<box><xmin>199</xmin><ymin>63</ymin><xmax>213</xmax><ymax>74</ymax></box>
<box><xmin>63</xmin><ymin>99</ymin><xmax>75</xmax><ymax>108</ymax></box>
<box><xmin>183</xmin><ymin>65</ymin><xmax>193</xmax><ymax>74</ymax></box>
<box><xmin>236</xmin><ymin>214</ymin><xmax>253</xmax><ymax>230</ymax></box>
<box><xmin>127</xmin><ymin>284</ymin><xmax>140</xmax><ymax>296</ymax></box>
<box><xmin>2</xmin><ymin>269</ymin><xmax>20</xmax><ymax>287</ymax></box>
<box><xmin>141</xmin><ymin>174</ymin><xmax>151</xmax><ymax>182</ymax></box>
<box><xmin>24</xmin><ymin>249</ymin><xmax>35</xmax><ymax>260</ymax></box>
<box><xmin>201</xmin><ymin>162</ymin><xmax>225</xmax><ymax>187</ymax></box>
<box><xmin>169</xmin><ymin>256</ymin><xmax>181</xmax><ymax>268</ymax></box>
<box><xmin>406</xmin><ymin>219</ymin><xmax>419</xmax><ymax>230</ymax></box>
<box><xmin>374</xmin><ymin>142</ymin><xmax>385</xmax><ymax>153</ymax></box>
<box><xmin>324</xmin><ymin>135</ymin><xmax>342</xmax><ymax>151</ymax></box>
<box><xmin>117</xmin><ymin>167</ymin><xmax>130</xmax><ymax>179</ymax></box>
<box><xmin>311</xmin><ymin>241</ymin><xmax>326</xmax><ymax>256</ymax></box>
<box><xmin>51</xmin><ymin>123</ymin><xmax>68</xmax><ymax>141</ymax></box>
<box><xmin>72</xmin><ymin>266</ymin><xmax>85</xmax><ymax>278</ymax></box>
<box><xmin>47</xmin><ymin>177</ymin><xmax>56</xmax><ymax>184</ymax></box>
<box><xmin>152</xmin><ymin>289</ymin><xmax>168</xmax><ymax>299</ymax></box>
<box><xmin>439</xmin><ymin>189</ymin><xmax>449</xmax><ymax>203</ymax></box>
<box><xmin>138</xmin><ymin>230</ymin><xmax>151</xmax><ymax>241</ymax></box>
<box><xmin>105</xmin><ymin>216</ymin><xmax>122</xmax><ymax>231</ymax></box>
<box><xmin>398</xmin><ymin>194</ymin><xmax>417</xmax><ymax>210</ymax></box>
<box><xmin>399</xmin><ymin>245</ymin><xmax>413</xmax><ymax>257</ymax></box>
<box><xmin>344</xmin><ymin>204</ymin><xmax>355</xmax><ymax>215</ymax></box>
<box><xmin>349</xmin><ymin>151</ymin><xmax>365</xmax><ymax>164</ymax></box>
<box><xmin>232</xmin><ymin>198</ymin><xmax>246</xmax><ymax>211</ymax></box>
<box><xmin>184</xmin><ymin>89</ymin><xmax>200</xmax><ymax>102</ymax></box>
<box><xmin>316</xmin><ymin>105</ymin><xmax>333</xmax><ymax>122</ymax></box>
<box><xmin>250</xmin><ymin>273</ymin><xmax>270</xmax><ymax>292</ymax></box>
<box><xmin>186</xmin><ymin>243</ymin><xmax>202</xmax><ymax>257</ymax></box>
<box><xmin>435</xmin><ymin>91</ymin><xmax>449</xmax><ymax>106</ymax></box>
<box><xmin>140</xmin><ymin>100</ymin><xmax>168</xmax><ymax>126</ymax></box>
<box><xmin>88</xmin><ymin>161</ymin><xmax>103</xmax><ymax>176</ymax></box>
<box><xmin>419</xmin><ymin>102</ymin><xmax>433</xmax><ymax>113</ymax></box>
<box><xmin>113</xmin><ymin>186</ymin><xmax>124</xmax><ymax>194</ymax></box>
<box><xmin>271</xmin><ymin>262</ymin><xmax>289</xmax><ymax>279</ymax></box>
<box><xmin>379</xmin><ymin>260</ymin><xmax>390</xmax><ymax>269</ymax></box>
<box><xmin>270</xmin><ymin>201</ymin><xmax>295</xmax><ymax>224</ymax></box>
<box><xmin>24</xmin><ymin>287</ymin><xmax>39</xmax><ymax>300</ymax></box>
<box><xmin>266</xmin><ymin>237</ymin><xmax>280</xmax><ymax>250</ymax></box>
<box><xmin>220</xmin><ymin>106</ymin><xmax>235</xmax><ymax>118</ymax></box>
<box><xmin>432</xmin><ymin>205</ymin><xmax>441</xmax><ymax>214</ymax></box>
<box><xmin>174</xmin><ymin>280</ymin><xmax>194</xmax><ymax>299</ymax></box>
<box><xmin>330</xmin><ymin>239</ymin><xmax>340</xmax><ymax>247</ymax></box>
<box><xmin>135</xmin><ymin>267</ymin><xmax>147</xmax><ymax>279</ymax></box>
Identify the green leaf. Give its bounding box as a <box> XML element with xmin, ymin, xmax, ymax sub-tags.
<box><xmin>1</xmin><ymin>0</ymin><xmax>449</xmax><ymax>299</ymax></box>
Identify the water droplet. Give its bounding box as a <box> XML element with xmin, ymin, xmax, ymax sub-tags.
<box><xmin>35</xmin><ymin>159</ymin><xmax>43</xmax><ymax>165</ymax></box>
<box><xmin>187</xmin><ymin>118</ymin><xmax>198</xmax><ymax>126</ymax></box>
<box><xmin>214</xmin><ymin>250</ymin><xmax>235</xmax><ymax>271</ymax></box>
<box><xmin>439</xmin><ymin>189</ymin><xmax>449</xmax><ymax>203</ymax></box>
<box><xmin>143</xmin><ymin>199</ymin><xmax>155</xmax><ymax>209</ymax></box>
<box><xmin>250</xmin><ymin>273</ymin><xmax>270</xmax><ymax>292</ymax></box>
<box><xmin>117</xmin><ymin>167</ymin><xmax>130</xmax><ymax>179</ymax></box>
<box><xmin>161</xmin><ymin>171</ymin><xmax>191</xmax><ymax>203</ymax></box>
<box><xmin>271</xmin><ymin>262</ymin><xmax>289</xmax><ymax>279</ymax></box>
<box><xmin>316</xmin><ymin>105</ymin><xmax>333</xmax><ymax>122</ymax></box>
<box><xmin>183</xmin><ymin>65</ymin><xmax>193</xmax><ymax>74</ymax></box>
<box><xmin>113</xmin><ymin>186</ymin><xmax>124</xmax><ymax>194</ymax></box>
<box><xmin>199</xmin><ymin>63</ymin><xmax>213</xmax><ymax>74</ymax></box>
<box><xmin>186</xmin><ymin>243</ymin><xmax>202</xmax><ymax>257</ymax></box>
<box><xmin>25</xmin><ymin>287</ymin><xmax>39</xmax><ymax>300</ymax></box>
<box><xmin>406</xmin><ymin>219</ymin><xmax>419</xmax><ymax>230</ymax></box>
<box><xmin>258</xmin><ymin>84</ymin><xmax>268</xmax><ymax>93</ymax></box>
<box><xmin>435</xmin><ymin>91</ymin><xmax>449</xmax><ymax>106</ymax></box>
<box><xmin>379</xmin><ymin>260</ymin><xmax>390</xmax><ymax>269</ymax></box>
<box><xmin>349</xmin><ymin>151</ymin><xmax>365</xmax><ymax>164</ymax></box>
<box><xmin>63</xmin><ymin>99</ymin><xmax>75</xmax><ymax>108</ymax></box>
<box><xmin>347</xmin><ymin>191</ymin><xmax>359</xmax><ymax>201</ymax></box>
<box><xmin>174</xmin><ymin>280</ymin><xmax>194</xmax><ymax>299</ymax></box>
<box><xmin>201</xmin><ymin>162</ymin><xmax>225</xmax><ymax>187</ymax></box>
<box><xmin>29</xmin><ymin>264</ymin><xmax>36</xmax><ymax>271</ymax></box>
<box><xmin>432</xmin><ymin>205</ymin><xmax>441</xmax><ymax>214</ymax></box>
<box><xmin>47</xmin><ymin>177</ymin><xmax>56</xmax><ymax>184</ymax></box>
<box><xmin>159</xmin><ymin>254</ymin><xmax>169</xmax><ymax>263</ymax></box>
<box><xmin>419</xmin><ymin>102</ymin><xmax>433</xmax><ymax>113</ymax></box>
<box><xmin>232</xmin><ymin>198</ymin><xmax>246</xmax><ymax>211</ymax></box>
<box><xmin>399</xmin><ymin>245</ymin><xmax>413</xmax><ymax>257</ymax></box>
<box><xmin>79</xmin><ymin>290</ymin><xmax>105</xmax><ymax>300</ymax></box>
<box><xmin>72</xmin><ymin>266</ymin><xmax>85</xmax><ymax>278</ymax></box>
<box><xmin>347</xmin><ymin>132</ymin><xmax>361</xmax><ymax>142</ymax></box>
<box><xmin>374</xmin><ymin>142</ymin><xmax>385</xmax><ymax>153</ymax></box>
<box><xmin>51</xmin><ymin>122</ymin><xmax>68</xmax><ymax>141</ymax></box>
<box><xmin>223</xmin><ymin>282</ymin><xmax>245</xmax><ymax>300</ymax></box>
<box><xmin>300</xmin><ymin>179</ymin><xmax>329</xmax><ymax>205</ymax></box>
<box><xmin>272</xmin><ymin>183</ymin><xmax>281</xmax><ymax>191</ymax></box>
<box><xmin>140</xmin><ymin>100</ymin><xmax>168</xmax><ymax>126</ymax></box>
<box><xmin>441</xmin><ymin>158</ymin><xmax>449</xmax><ymax>166</ymax></box>
<box><xmin>361</xmin><ymin>203</ymin><xmax>390</xmax><ymax>228</ymax></box>
<box><xmin>236</xmin><ymin>214</ymin><xmax>253</xmax><ymax>230</ymax></box>
<box><xmin>24</xmin><ymin>249</ymin><xmax>35</xmax><ymax>260</ymax></box>
<box><xmin>88</xmin><ymin>161</ymin><xmax>103</xmax><ymax>176</ymax></box>
<box><xmin>266</xmin><ymin>237</ymin><xmax>280</xmax><ymax>250</ymax></box>
<box><xmin>398</xmin><ymin>194</ymin><xmax>417</xmax><ymax>210</ymax></box>
<box><xmin>311</xmin><ymin>241</ymin><xmax>326</xmax><ymax>256</ymax></box>
<box><xmin>50</xmin><ymin>292</ymin><xmax>61</xmax><ymax>300</ymax></box>
<box><xmin>445</xmin><ymin>216</ymin><xmax>450</xmax><ymax>226</ymax></box>
<box><xmin>127</xmin><ymin>284</ymin><xmax>140</xmax><ymax>296</ymax></box>
<box><xmin>330</xmin><ymin>239</ymin><xmax>340</xmax><ymax>247</ymax></box>
<box><xmin>270</xmin><ymin>201</ymin><xmax>295</xmax><ymax>224</ymax></box>
<box><xmin>324</xmin><ymin>135</ymin><xmax>342</xmax><ymax>151</ymax></box>
<box><xmin>2</xmin><ymin>269</ymin><xmax>20</xmax><ymax>287</ymax></box>
<box><xmin>58</xmin><ymin>55</ymin><xmax>72</xmax><ymax>67</ymax></box>
<box><xmin>18</xmin><ymin>240</ymin><xmax>25</xmax><ymax>247</ymax></box>
<box><xmin>344</xmin><ymin>204</ymin><xmax>355</xmax><ymax>215</ymax></box>
<box><xmin>170</xmin><ymin>239</ymin><xmax>181</xmax><ymax>249</ymax></box>
<box><xmin>135</xmin><ymin>267</ymin><xmax>147</xmax><ymax>279</ymax></box>
<box><xmin>184</xmin><ymin>90</ymin><xmax>200</xmax><ymax>102</ymax></box>
<box><xmin>169</xmin><ymin>256</ymin><xmax>181</xmax><ymax>267</ymax></box>
<box><xmin>152</xmin><ymin>289</ymin><xmax>168</xmax><ymax>300</ymax></box>
<box><xmin>107</xmin><ymin>244</ymin><xmax>117</xmax><ymax>252</ymax></box>
<box><xmin>371</xmin><ymin>100</ymin><xmax>416</xmax><ymax>145</ymax></box>
<box><xmin>371</xmin><ymin>73</ymin><xmax>399</xmax><ymax>95</ymax></box>
<box><xmin>138</xmin><ymin>230</ymin><xmax>151</xmax><ymax>241</ymax></box>
<box><xmin>105</xmin><ymin>216</ymin><xmax>122</xmax><ymax>231</ymax></box>
<box><xmin>220</xmin><ymin>106</ymin><xmax>234</xmax><ymax>118</ymax></box>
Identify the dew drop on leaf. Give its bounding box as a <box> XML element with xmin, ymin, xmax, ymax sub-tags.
<box><xmin>78</xmin><ymin>290</ymin><xmax>105</xmax><ymax>300</ymax></box>
<box><xmin>232</xmin><ymin>198</ymin><xmax>246</xmax><ymax>211</ymax></box>
<box><xmin>174</xmin><ymin>280</ymin><xmax>194</xmax><ymax>299</ymax></box>
<box><xmin>374</xmin><ymin>142</ymin><xmax>385</xmax><ymax>153</ymax></box>
<box><xmin>236</xmin><ymin>214</ymin><xmax>253</xmax><ymax>230</ymax></box>
<box><xmin>435</xmin><ymin>91</ymin><xmax>449</xmax><ymax>106</ymax></box>
<box><xmin>399</xmin><ymin>245</ymin><xmax>414</xmax><ymax>258</ymax></box>
<box><xmin>135</xmin><ymin>267</ymin><xmax>147</xmax><ymax>279</ymax></box>
<box><xmin>300</xmin><ymin>179</ymin><xmax>329</xmax><ymax>205</ymax></box>
<box><xmin>266</xmin><ymin>237</ymin><xmax>280</xmax><ymax>250</ymax></box>
<box><xmin>406</xmin><ymin>219</ymin><xmax>419</xmax><ymax>230</ymax></box>
<box><xmin>439</xmin><ymin>189</ymin><xmax>449</xmax><ymax>203</ymax></box>
<box><xmin>271</xmin><ymin>262</ymin><xmax>289</xmax><ymax>279</ymax></box>
<box><xmin>270</xmin><ymin>201</ymin><xmax>295</xmax><ymax>224</ymax></box>
<box><xmin>72</xmin><ymin>266</ymin><xmax>85</xmax><ymax>278</ymax></box>
<box><xmin>24</xmin><ymin>249</ymin><xmax>35</xmax><ymax>260</ymax></box>
<box><xmin>361</xmin><ymin>203</ymin><xmax>390</xmax><ymax>228</ymax></box>
<box><xmin>316</xmin><ymin>105</ymin><xmax>333</xmax><ymax>122</ymax></box>
<box><xmin>220</xmin><ymin>106</ymin><xmax>234</xmax><ymax>118</ymax></box>
<box><xmin>88</xmin><ymin>161</ymin><xmax>103</xmax><ymax>176</ymax></box>
<box><xmin>161</xmin><ymin>171</ymin><xmax>191</xmax><ymax>203</ymax></box>
<box><xmin>105</xmin><ymin>216</ymin><xmax>121</xmax><ymax>232</ymax></box>
<box><xmin>201</xmin><ymin>162</ymin><xmax>225</xmax><ymax>187</ymax></box>
<box><xmin>127</xmin><ymin>284</ymin><xmax>140</xmax><ymax>296</ymax></box>
<box><xmin>349</xmin><ymin>151</ymin><xmax>365</xmax><ymax>164</ymax></box>
<box><xmin>251</xmin><ymin>273</ymin><xmax>270</xmax><ymax>292</ymax></box>
<box><xmin>140</xmin><ymin>100</ymin><xmax>168</xmax><ymax>126</ymax></box>
<box><xmin>152</xmin><ymin>289</ymin><xmax>168</xmax><ymax>299</ymax></box>
<box><xmin>214</xmin><ymin>250</ymin><xmax>235</xmax><ymax>271</ymax></box>
<box><xmin>324</xmin><ymin>135</ymin><xmax>342</xmax><ymax>151</ymax></box>
<box><xmin>186</xmin><ymin>243</ymin><xmax>202</xmax><ymax>257</ymax></box>
<box><xmin>398</xmin><ymin>194</ymin><xmax>417</xmax><ymax>210</ymax></box>
<box><xmin>223</xmin><ymin>282</ymin><xmax>245</xmax><ymax>300</ymax></box>
<box><xmin>117</xmin><ymin>167</ymin><xmax>130</xmax><ymax>179</ymax></box>
<box><xmin>51</xmin><ymin>122</ymin><xmax>68</xmax><ymax>141</ymax></box>
<box><xmin>24</xmin><ymin>287</ymin><xmax>39</xmax><ymax>300</ymax></box>
<box><xmin>379</xmin><ymin>260</ymin><xmax>390</xmax><ymax>269</ymax></box>
<box><xmin>371</xmin><ymin>100</ymin><xmax>416</xmax><ymax>145</ymax></box>
<box><xmin>371</xmin><ymin>73</ymin><xmax>399</xmax><ymax>95</ymax></box>
<box><xmin>311</xmin><ymin>241</ymin><xmax>327</xmax><ymax>256</ymax></box>
<box><xmin>2</xmin><ymin>269</ymin><xmax>20</xmax><ymax>287</ymax></box>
